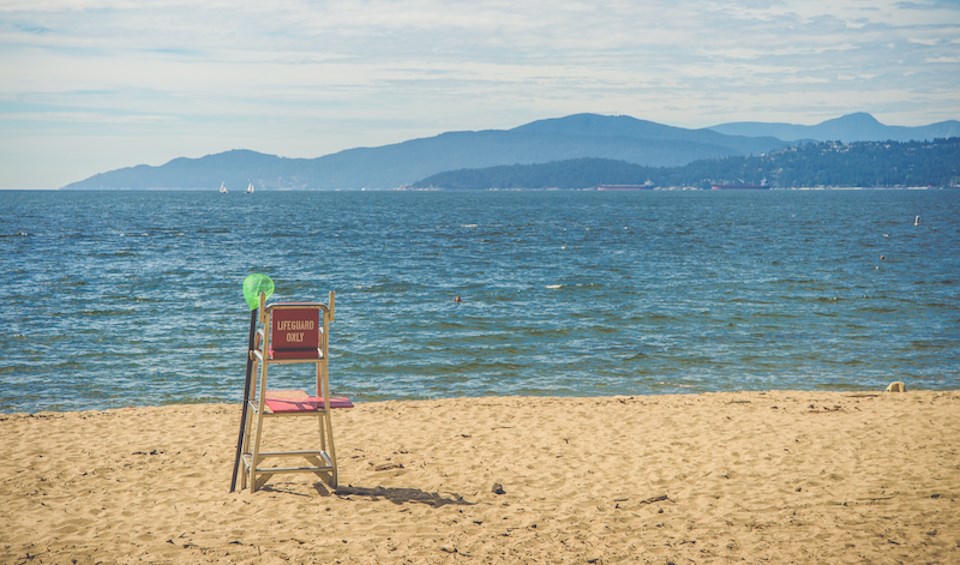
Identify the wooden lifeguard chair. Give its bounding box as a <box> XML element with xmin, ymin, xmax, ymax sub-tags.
<box><xmin>240</xmin><ymin>292</ymin><xmax>352</xmax><ymax>492</ymax></box>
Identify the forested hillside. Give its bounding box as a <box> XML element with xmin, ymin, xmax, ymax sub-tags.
<box><xmin>413</xmin><ymin>138</ymin><xmax>960</xmax><ymax>189</ymax></box>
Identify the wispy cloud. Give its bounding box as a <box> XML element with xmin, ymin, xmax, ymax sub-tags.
<box><xmin>1</xmin><ymin>0</ymin><xmax>958</xmax><ymax>187</ymax></box>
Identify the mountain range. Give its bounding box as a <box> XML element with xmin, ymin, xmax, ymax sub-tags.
<box><xmin>62</xmin><ymin>112</ymin><xmax>960</xmax><ymax>190</ymax></box>
<box><xmin>710</xmin><ymin>112</ymin><xmax>960</xmax><ymax>142</ymax></box>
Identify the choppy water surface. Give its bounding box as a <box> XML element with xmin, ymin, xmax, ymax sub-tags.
<box><xmin>1</xmin><ymin>189</ymin><xmax>958</xmax><ymax>412</ymax></box>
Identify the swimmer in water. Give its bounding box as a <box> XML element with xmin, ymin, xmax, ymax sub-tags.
<box><xmin>454</xmin><ymin>295</ymin><xmax>462</xmax><ymax>303</ymax></box>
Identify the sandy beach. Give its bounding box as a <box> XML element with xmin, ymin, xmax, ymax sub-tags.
<box><xmin>3</xmin><ymin>390</ymin><xmax>959</xmax><ymax>563</ymax></box>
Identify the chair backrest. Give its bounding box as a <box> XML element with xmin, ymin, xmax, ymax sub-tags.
<box><xmin>267</xmin><ymin>303</ymin><xmax>327</xmax><ymax>359</ymax></box>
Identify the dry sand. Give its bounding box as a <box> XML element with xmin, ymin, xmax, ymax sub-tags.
<box><xmin>2</xmin><ymin>390</ymin><xmax>959</xmax><ymax>563</ymax></box>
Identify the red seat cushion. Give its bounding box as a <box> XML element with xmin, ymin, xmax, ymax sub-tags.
<box><xmin>265</xmin><ymin>395</ymin><xmax>354</xmax><ymax>413</ymax></box>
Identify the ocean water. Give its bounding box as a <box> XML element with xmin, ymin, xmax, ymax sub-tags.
<box><xmin>1</xmin><ymin>189</ymin><xmax>958</xmax><ymax>413</ymax></box>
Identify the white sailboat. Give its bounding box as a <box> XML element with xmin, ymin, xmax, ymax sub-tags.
<box><xmin>246</xmin><ymin>182</ymin><xmax>254</xmax><ymax>194</ymax></box>
<box><xmin>219</xmin><ymin>182</ymin><xmax>228</xmax><ymax>194</ymax></box>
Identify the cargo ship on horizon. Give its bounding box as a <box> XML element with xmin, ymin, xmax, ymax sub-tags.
<box><xmin>596</xmin><ymin>181</ymin><xmax>656</xmax><ymax>191</ymax></box>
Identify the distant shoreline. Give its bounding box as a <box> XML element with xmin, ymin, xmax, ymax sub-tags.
<box><xmin>35</xmin><ymin>185</ymin><xmax>959</xmax><ymax>192</ymax></box>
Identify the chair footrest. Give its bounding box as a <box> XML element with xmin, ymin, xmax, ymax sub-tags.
<box><xmin>254</xmin><ymin>465</ymin><xmax>334</xmax><ymax>475</ymax></box>
<box><xmin>242</xmin><ymin>450</ymin><xmax>334</xmax><ymax>469</ymax></box>
<box><xmin>258</xmin><ymin>450</ymin><xmax>331</xmax><ymax>458</ymax></box>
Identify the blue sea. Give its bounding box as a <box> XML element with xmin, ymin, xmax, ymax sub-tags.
<box><xmin>1</xmin><ymin>189</ymin><xmax>958</xmax><ymax>413</ymax></box>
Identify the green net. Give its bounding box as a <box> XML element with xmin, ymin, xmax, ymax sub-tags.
<box><xmin>242</xmin><ymin>273</ymin><xmax>275</xmax><ymax>310</ymax></box>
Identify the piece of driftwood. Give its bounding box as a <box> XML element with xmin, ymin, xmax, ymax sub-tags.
<box><xmin>638</xmin><ymin>494</ymin><xmax>669</xmax><ymax>505</ymax></box>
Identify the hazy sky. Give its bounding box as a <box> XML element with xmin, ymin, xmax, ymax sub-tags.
<box><xmin>2</xmin><ymin>1</ymin><xmax>959</xmax><ymax>188</ymax></box>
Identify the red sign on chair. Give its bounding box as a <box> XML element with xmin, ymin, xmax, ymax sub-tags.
<box><xmin>271</xmin><ymin>307</ymin><xmax>321</xmax><ymax>359</ymax></box>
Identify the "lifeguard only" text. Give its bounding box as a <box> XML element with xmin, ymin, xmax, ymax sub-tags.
<box><xmin>276</xmin><ymin>319</ymin><xmax>315</xmax><ymax>344</ymax></box>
